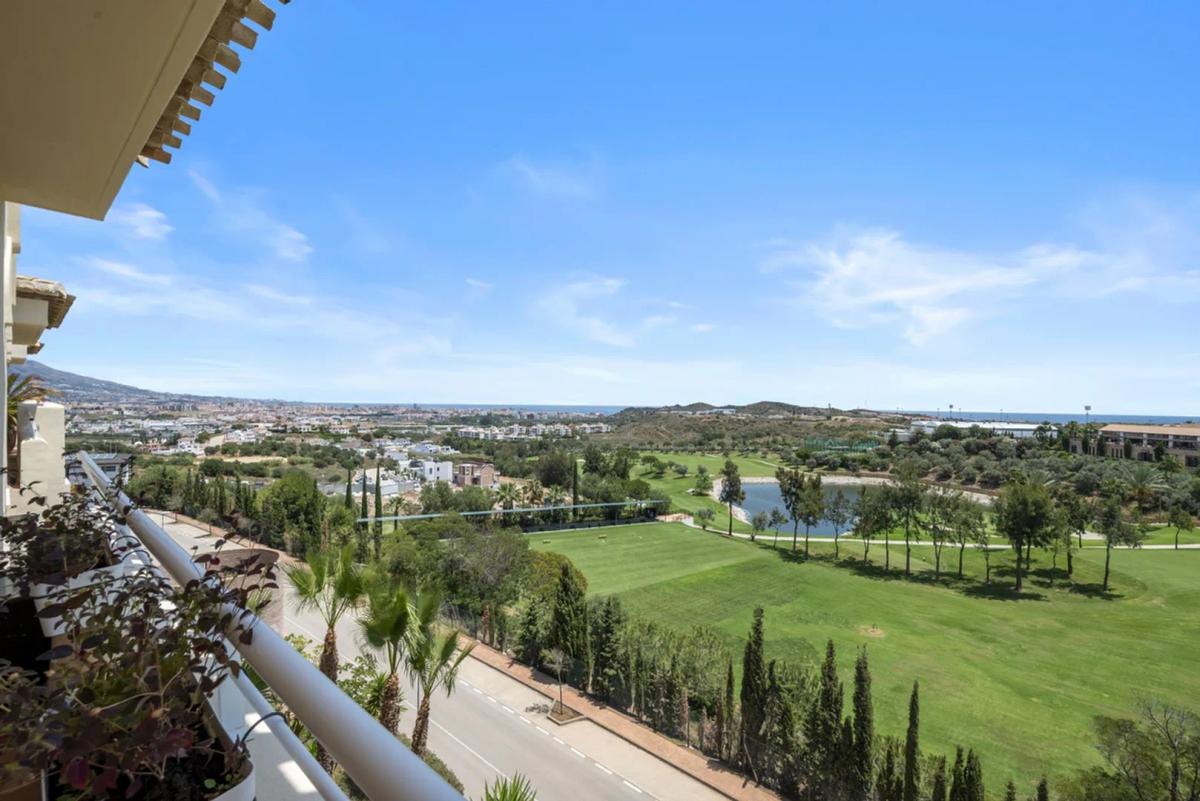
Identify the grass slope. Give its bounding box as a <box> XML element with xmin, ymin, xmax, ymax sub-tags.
<box><xmin>531</xmin><ymin>521</ymin><xmax>1200</xmax><ymax>789</ymax></box>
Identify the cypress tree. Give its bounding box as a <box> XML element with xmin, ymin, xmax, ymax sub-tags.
<box><xmin>680</xmin><ymin>685</ymin><xmax>690</xmax><ymax>746</ymax></box>
<box><xmin>373</xmin><ymin>464</ymin><xmax>383</xmax><ymax>558</ymax></box>
<box><xmin>550</xmin><ymin>562</ymin><xmax>588</xmax><ymax>665</ymax></box>
<box><xmin>964</xmin><ymin>750</ymin><xmax>984</xmax><ymax>801</ymax></box>
<box><xmin>359</xmin><ymin>470</ymin><xmax>368</xmax><ymax>522</ymax></box>
<box><xmin>1004</xmin><ymin>781</ymin><xmax>1016</xmax><ymax>801</ymax></box>
<box><xmin>571</xmin><ymin>460</ymin><xmax>579</xmax><ymax>519</ymax></box>
<box><xmin>773</xmin><ymin>676</ymin><xmax>800</xmax><ymax>796</ymax></box>
<box><xmin>723</xmin><ymin>658</ymin><xmax>736</xmax><ymax>761</ymax></box>
<box><xmin>903</xmin><ymin>682</ymin><xmax>920</xmax><ymax>801</ymax></box>
<box><xmin>664</xmin><ymin>655</ymin><xmax>683</xmax><ymax>737</ymax></box>
<box><xmin>838</xmin><ymin>717</ymin><xmax>855</xmax><ymax>799</ymax></box>
<box><xmin>715</xmin><ymin>698</ymin><xmax>727</xmax><ymax>763</ymax></box>
<box><xmin>516</xmin><ymin>601</ymin><xmax>541</xmax><ymax>664</ymax></box>
<box><xmin>850</xmin><ymin>647</ymin><xmax>875</xmax><ymax>801</ymax></box>
<box><xmin>1036</xmin><ymin>778</ymin><xmax>1048</xmax><ymax>801</ymax></box>
<box><xmin>592</xmin><ymin>597</ymin><xmax>624</xmax><ymax>703</ymax></box>
<box><xmin>344</xmin><ymin>467</ymin><xmax>353</xmax><ymax>509</ymax></box>
<box><xmin>740</xmin><ymin>607</ymin><xmax>769</xmax><ymax>770</ymax></box>
<box><xmin>949</xmin><ymin>747</ymin><xmax>965</xmax><ymax>801</ymax></box>
<box><xmin>805</xmin><ymin>639</ymin><xmax>843</xmax><ymax>800</ymax></box>
<box><xmin>931</xmin><ymin>757</ymin><xmax>947</xmax><ymax>801</ymax></box>
<box><xmin>879</xmin><ymin>739</ymin><xmax>903</xmax><ymax>801</ymax></box>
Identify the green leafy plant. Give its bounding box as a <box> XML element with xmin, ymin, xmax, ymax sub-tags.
<box><xmin>482</xmin><ymin>773</ymin><xmax>538</xmax><ymax>801</ymax></box>
<box><xmin>19</xmin><ymin>533</ymin><xmax>274</xmax><ymax>799</ymax></box>
<box><xmin>0</xmin><ymin>489</ymin><xmax>115</xmax><ymax>589</ymax></box>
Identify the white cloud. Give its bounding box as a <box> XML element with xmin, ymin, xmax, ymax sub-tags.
<box><xmin>188</xmin><ymin>170</ymin><xmax>221</xmax><ymax>203</ymax></box>
<box><xmin>465</xmin><ymin>277</ymin><xmax>493</xmax><ymax>295</ymax></box>
<box><xmin>691</xmin><ymin>323</ymin><xmax>716</xmax><ymax>333</ymax></box>
<box><xmin>189</xmin><ymin>171</ymin><xmax>313</xmax><ymax>262</ymax></box>
<box><xmin>244</xmin><ymin>284</ymin><xmax>312</xmax><ymax>306</ymax></box>
<box><xmin>533</xmin><ymin>278</ymin><xmax>633</xmax><ymax>347</ymax></box>
<box><xmin>641</xmin><ymin>314</ymin><xmax>677</xmax><ymax>329</ymax></box>
<box><xmin>766</xmin><ymin>194</ymin><xmax>1200</xmax><ymax>346</ymax></box>
<box><xmin>83</xmin><ymin>257</ymin><xmax>172</xmax><ymax>285</ymax></box>
<box><xmin>107</xmin><ymin>203</ymin><xmax>173</xmax><ymax>240</ymax></box>
<box><xmin>768</xmin><ymin>229</ymin><xmax>1040</xmax><ymax>345</ymax></box>
<box><xmin>498</xmin><ymin>155</ymin><xmax>598</xmax><ymax>199</ymax></box>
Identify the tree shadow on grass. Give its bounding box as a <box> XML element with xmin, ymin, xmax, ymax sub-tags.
<box><xmin>1066</xmin><ymin>581</ymin><xmax>1123</xmax><ymax>601</ymax></box>
<box><xmin>753</xmin><ymin>541</ymin><xmax>1127</xmax><ymax>603</ymax></box>
<box><xmin>960</xmin><ymin>581</ymin><xmax>1047</xmax><ymax>602</ymax></box>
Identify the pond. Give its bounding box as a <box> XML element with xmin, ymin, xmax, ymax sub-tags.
<box><xmin>739</xmin><ymin>481</ymin><xmax>864</xmax><ymax>538</ymax></box>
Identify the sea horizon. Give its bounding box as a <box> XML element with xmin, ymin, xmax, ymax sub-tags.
<box><xmin>900</xmin><ymin>409</ymin><xmax>1199</xmax><ymax>425</ymax></box>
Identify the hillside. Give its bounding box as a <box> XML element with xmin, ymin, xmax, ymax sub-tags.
<box><xmin>9</xmin><ymin>360</ymin><xmax>198</xmax><ymax>403</ymax></box>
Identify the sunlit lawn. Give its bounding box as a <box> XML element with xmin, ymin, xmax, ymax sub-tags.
<box><xmin>531</xmin><ymin>521</ymin><xmax>1200</xmax><ymax>791</ymax></box>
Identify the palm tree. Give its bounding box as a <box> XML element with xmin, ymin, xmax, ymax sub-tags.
<box><xmin>496</xmin><ymin>482</ymin><xmax>520</xmax><ymax>511</ymax></box>
<box><xmin>523</xmin><ymin>479</ymin><xmax>545</xmax><ymax>507</ymax></box>
<box><xmin>407</xmin><ymin>589</ymin><xmax>474</xmax><ymax>755</ymax></box>
<box><xmin>358</xmin><ymin>576</ymin><xmax>413</xmax><ymax>735</ymax></box>
<box><xmin>1122</xmin><ymin>463</ymin><xmax>1167</xmax><ymax>511</ymax></box>
<box><xmin>483</xmin><ymin>774</ymin><xmax>538</xmax><ymax>801</ymax></box>
<box><xmin>285</xmin><ymin>545</ymin><xmax>365</xmax><ymax>770</ymax></box>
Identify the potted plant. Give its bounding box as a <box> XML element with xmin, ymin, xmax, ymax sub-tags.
<box><xmin>22</xmin><ymin>544</ymin><xmax>272</xmax><ymax>800</ymax></box>
<box><xmin>0</xmin><ymin>662</ymin><xmax>49</xmax><ymax>801</ymax></box>
<box><xmin>0</xmin><ymin>491</ymin><xmax>130</xmax><ymax>639</ymax></box>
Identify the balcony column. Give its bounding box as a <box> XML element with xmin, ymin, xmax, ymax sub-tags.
<box><xmin>9</xmin><ymin>400</ymin><xmax>69</xmax><ymax>515</ymax></box>
<box><xmin>0</xmin><ymin>202</ymin><xmax>13</xmax><ymax>509</ymax></box>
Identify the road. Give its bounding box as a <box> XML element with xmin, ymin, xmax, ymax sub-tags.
<box><xmin>159</xmin><ymin>515</ymin><xmax>728</xmax><ymax>801</ymax></box>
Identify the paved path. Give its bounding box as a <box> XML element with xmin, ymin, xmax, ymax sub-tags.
<box><xmin>156</xmin><ymin>513</ymin><xmax>733</xmax><ymax>801</ymax></box>
<box><xmin>470</xmin><ymin>642</ymin><xmax>780</xmax><ymax>801</ymax></box>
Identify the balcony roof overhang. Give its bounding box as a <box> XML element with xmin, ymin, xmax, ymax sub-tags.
<box><xmin>0</xmin><ymin>0</ymin><xmax>281</xmax><ymax>221</ymax></box>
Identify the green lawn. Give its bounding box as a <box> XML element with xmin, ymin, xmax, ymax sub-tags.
<box><xmin>1140</xmin><ymin>525</ymin><xmax>1200</xmax><ymax>547</ymax></box>
<box><xmin>531</xmin><ymin>521</ymin><xmax>1200</xmax><ymax>789</ymax></box>
<box><xmin>642</xmin><ymin>450</ymin><xmax>785</xmax><ymax>478</ymax></box>
<box><xmin>638</xmin><ymin>452</ymin><xmax>780</xmax><ymax>534</ymax></box>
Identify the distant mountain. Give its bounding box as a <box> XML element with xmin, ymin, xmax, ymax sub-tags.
<box><xmin>9</xmin><ymin>360</ymin><xmax>190</xmax><ymax>403</ymax></box>
<box><xmin>615</xmin><ymin>400</ymin><xmax>872</xmax><ymax>419</ymax></box>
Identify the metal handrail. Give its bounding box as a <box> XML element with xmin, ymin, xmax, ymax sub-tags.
<box><xmin>76</xmin><ymin>452</ymin><xmax>465</xmax><ymax>801</ymax></box>
<box><xmin>361</xmin><ymin>498</ymin><xmax>668</xmax><ymax>524</ymax></box>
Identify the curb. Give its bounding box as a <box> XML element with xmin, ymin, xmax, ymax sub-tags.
<box><xmin>464</xmin><ymin>638</ymin><xmax>780</xmax><ymax>801</ymax></box>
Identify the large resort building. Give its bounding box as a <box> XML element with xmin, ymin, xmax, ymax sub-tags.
<box><xmin>1085</xmin><ymin>423</ymin><xmax>1200</xmax><ymax>466</ymax></box>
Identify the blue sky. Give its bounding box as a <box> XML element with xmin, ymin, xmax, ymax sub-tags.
<box><xmin>20</xmin><ymin>2</ymin><xmax>1200</xmax><ymax>413</ymax></box>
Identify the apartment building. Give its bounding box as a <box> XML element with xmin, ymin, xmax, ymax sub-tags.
<box><xmin>1096</xmin><ymin>423</ymin><xmax>1200</xmax><ymax>466</ymax></box>
<box><xmin>453</xmin><ymin>461</ymin><xmax>497</xmax><ymax>488</ymax></box>
<box><xmin>412</xmin><ymin>459</ymin><xmax>453</xmax><ymax>483</ymax></box>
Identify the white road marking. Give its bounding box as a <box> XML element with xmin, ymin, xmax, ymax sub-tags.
<box><xmin>472</xmin><ymin>687</ymin><xmax>483</xmax><ymax>695</ymax></box>
<box><xmin>623</xmin><ymin>780</ymin><xmax>644</xmax><ymax>794</ymax></box>
<box><xmin>535</xmin><ymin>726</ymin><xmax>549</xmax><ymax>735</ymax></box>
<box><xmin>429</xmin><ymin>718</ymin><xmax>508</xmax><ymax>778</ymax></box>
<box><xmin>553</xmin><ymin>736</ymin><xmax>565</xmax><ymax>745</ymax></box>
<box><xmin>519</xmin><ymin>716</ymin><xmax>532</xmax><ymax>724</ymax></box>
<box><xmin>570</xmin><ymin>747</ymin><xmax>586</xmax><ymax>758</ymax></box>
<box><xmin>487</xmin><ymin>696</ymin><xmax>498</xmax><ymax>703</ymax></box>
<box><xmin>395</xmin><ymin>700</ymin><xmax>506</xmax><ymax>779</ymax></box>
<box><xmin>502</xmin><ymin>705</ymin><xmax>515</xmax><ymax>714</ymax></box>
<box><xmin>285</xmin><ymin>617</ymin><xmax>321</xmax><ymax>641</ymax></box>
<box><xmin>595</xmin><ymin>763</ymin><xmax>613</xmax><ymax>775</ymax></box>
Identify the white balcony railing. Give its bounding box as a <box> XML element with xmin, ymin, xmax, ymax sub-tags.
<box><xmin>75</xmin><ymin>451</ymin><xmax>466</xmax><ymax>801</ymax></box>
